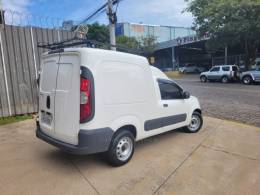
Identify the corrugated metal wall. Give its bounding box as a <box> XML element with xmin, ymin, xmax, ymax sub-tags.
<box><xmin>0</xmin><ymin>25</ymin><xmax>73</xmax><ymax>117</ymax></box>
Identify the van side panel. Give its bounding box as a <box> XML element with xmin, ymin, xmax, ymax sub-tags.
<box><xmin>101</xmin><ymin>62</ymin><xmax>147</xmax><ymax>105</ymax></box>
<box><xmin>85</xmin><ymin>58</ymin><xmax>161</xmax><ymax>140</ymax></box>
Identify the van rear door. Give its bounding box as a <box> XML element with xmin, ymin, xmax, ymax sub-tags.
<box><xmin>39</xmin><ymin>54</ymin><xmax>58</xmax><ymax>133</ymax></box>
<box><xmin>39</xmin><ymin>52</ymin><xmax>80</xmax><ymax>145</ymax></box>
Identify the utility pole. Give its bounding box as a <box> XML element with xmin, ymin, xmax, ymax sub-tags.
<box><xmin>225</xmin><ymin>46</ymin><xmax>228</xmax><ymax>64</ymax></box>
<box><xmin>107</xmin><ymin>0</ymin><xmax>116</xmax><ymax>51</ymax></box>
<box><xmin>0</xmin><ymin>0</ymin><xmax>4</xmax><ymax>25</ymax></box>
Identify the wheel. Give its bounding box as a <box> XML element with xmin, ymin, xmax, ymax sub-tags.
<box><xmin>185</xmin><ymin>111</ymin><xmax>203</xmax><ymax>133</ymax></box>
<box><xmin>107</xmin><ymin>130</ymin><xmax>135</xmax><ymax>166</ymax></box>
<box><xmin>221</xmin><ymin>76</ymin><xmax>229</xmax><ymax>83</ymax></box>
<box><xmin>200</xmin><ymin>75</ymin><xmax>207</xmax><ymax>83</ymax></box>
<box><xmin>242</xmin><ymin>75</ymin><xmax>252</xmax><ymax>85</ymax></box>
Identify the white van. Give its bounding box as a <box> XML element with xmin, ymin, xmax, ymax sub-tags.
<box><xmin>36</xmin><ymin>48</ymin><xmax>203</xmax><ymax>166</ymax></box>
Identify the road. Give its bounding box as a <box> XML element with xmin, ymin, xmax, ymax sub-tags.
<box><xmin>174</xmin><ymin>75</ymin><xmax>260</xmax><ymax>127</ymax></box>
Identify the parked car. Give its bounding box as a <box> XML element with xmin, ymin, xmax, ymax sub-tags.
<box><xmin>179</xmin><ymin>65</ymin><xmax>206</xmax><ymax>74</ymax></box>
<box><xmin>36</xmin><ymin>48</ymin><xmax>203</xmax><ymax>166</ymax></box>
<box><xmin>200</xmin><ymin>65</ymin><xmax>239</xmax><ymax>83</ymax></box>
<box><xmin>240</xmin><ymin>67</ymin><xmax>260</xmax><ymax>84</ymax></box>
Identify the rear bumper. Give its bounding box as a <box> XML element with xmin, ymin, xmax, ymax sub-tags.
<box><xmin>36</xmin><ymin>123</ymin><xmax>114</xmax><ymax>155</ymax></box>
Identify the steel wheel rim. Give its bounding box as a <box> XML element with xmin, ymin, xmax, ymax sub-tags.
<box><xmin>244</xmin><ymin>77</ymin><xmax>250</xmax><ymax>84</ymax></box>
<box><xmin>116</xmin><ymin>136</ymin><xmax>133</xmax><ymax>161</ymax></box>
<box><xmin>201</xmin><ymin>76</ymin><xmax>206</xmax><ymax>82</ymax></box>
<box><xmin>188</xmin><ymin>115</ymin><xmax>201</xmax><ymax>131</ymax></box>
<box><xmin>222</xmin><ymin>77</ymin><xmax>228</xmax><ymax>83</ymax></box>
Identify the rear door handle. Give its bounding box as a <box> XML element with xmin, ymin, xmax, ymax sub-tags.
<box><xmin>163</xmin><ymin>104</ymin><xmax>168</xmax><ymax>107</ymax></box>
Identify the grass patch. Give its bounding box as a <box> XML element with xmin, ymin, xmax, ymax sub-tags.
<box><xmin>0</xmin><ymin>115</ymin><xmax>33</xmax><ymax>126</ymax></box>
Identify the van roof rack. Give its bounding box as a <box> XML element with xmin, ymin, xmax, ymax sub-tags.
<box><xmin>37</xmin><ymin>37</ymin><xmax>145</xmax><ymax>56</ymax></box>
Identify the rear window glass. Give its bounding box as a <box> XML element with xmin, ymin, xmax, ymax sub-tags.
<box><xmin>232</xmin><ymin>66</ymin><xmax>238</xmax><ymax>71</ymax></box>
<box><xmin>222</xmin><ymin>67</ymin><xmax>230</xmax><ymax>71</ymax></box>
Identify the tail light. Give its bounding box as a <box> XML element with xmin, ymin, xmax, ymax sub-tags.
<box><xmin>80</xmin><ymin>76</ymin><xmax>91</xmax><ymax>123</ymax></box>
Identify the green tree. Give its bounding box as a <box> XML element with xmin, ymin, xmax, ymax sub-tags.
<box><xmin>116</xmin><ymin>35</ymin><xmax>140</xmax><ymax>49</ymax></box>
<box><xmin>185</xmin><ymin>0</ymin><xmax>260</xmax><ymax>69</ymax></box>
<box><xmin>140</xmin><ymin>35</ymin><xmax>157</xmax><ymax>54</ymax></box>
<box><xmin>116</xmin><ymin>35</ymin><xmax>157</xmax><ymax>54</ymax></box>
<box><xmin>86</xmin><ymin>22</ymin><xmax>110</xmax><ymax>44</ymax></box>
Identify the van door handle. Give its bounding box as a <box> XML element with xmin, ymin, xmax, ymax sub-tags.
<box><xmin>163</xmin><ymin>104</ymin><xmax>168</xmax><ymax>107</ymax></box>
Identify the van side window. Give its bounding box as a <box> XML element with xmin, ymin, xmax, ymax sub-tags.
<box><xmin>210</xmin><ymin>67</ymin><xmax>220</xmax><ymax>72</ymax></box>
<box><xmin>158</xmin><ymin>80</ymin><xmax>183</xmax><ymax>100</ymax></box>
<box><xmin>222</xmin><ymin>67</ymin><xmax>230</xmax><ymax>71</ymax></box>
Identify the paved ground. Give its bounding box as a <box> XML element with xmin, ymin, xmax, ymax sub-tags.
<box><xmin>173</xmin><ymin>75</ymin><xmax>260</xmax><ymax>127</ymax></box>
<box><xmin>0</xmin><ymin>118</ymin><xmax>260</xmax><ymax>195</ymax></box>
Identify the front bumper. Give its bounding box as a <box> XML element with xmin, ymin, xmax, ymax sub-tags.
<box><xmin>36</xmin><ymin>123</ymin><xmax>114</xmax><ymax>155</ymax></box>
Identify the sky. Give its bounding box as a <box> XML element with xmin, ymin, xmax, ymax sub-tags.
<box><xmin>2</xmin><ymin>0</ymin><xmax>194</xmax><ymax>27</ymax></box>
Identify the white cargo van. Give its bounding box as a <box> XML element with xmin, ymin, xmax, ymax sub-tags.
<box><xmin>36</xmin><ymin>48</ymin><xmax>203</xmax><ymax>166</ymax></box>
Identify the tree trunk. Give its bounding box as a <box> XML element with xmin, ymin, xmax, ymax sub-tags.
<box><xmin>244</xmin><ymin>40</ymin><xmax>258</xmax><ymax>70</ymax></box>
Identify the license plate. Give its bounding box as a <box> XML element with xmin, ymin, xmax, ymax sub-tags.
<box><xmin>41</xmin><ymin>112</ymin><xmax>52</xmax><ymax>126</ymax></box>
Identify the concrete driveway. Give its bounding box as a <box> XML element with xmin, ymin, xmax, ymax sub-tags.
<box><xmin>0</xmin><ymin>117</ymin><xmax>260</xmax><ymax>195</ymax></box>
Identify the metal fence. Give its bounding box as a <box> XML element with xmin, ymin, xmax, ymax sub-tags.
<box><xmin>0</xmin><ymin>24</ymin><xmax>74</xmax><ymax>117</ymax></box>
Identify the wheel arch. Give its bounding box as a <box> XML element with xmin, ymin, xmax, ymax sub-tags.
<box><xmin>221</xmin><ymin>75</ymin><xmax>229</xmax><ymax>79</ymax></box>
<box><xmin>194</xmin><ymin>108</ymin><xmax>202</xmax><ymax>115</ymax></box>
<box><xmin>116</xmin><ymin>125</ymin><xmax>137</xmax><ymax>139</ymax></box>
<box><xmin>242</xmin><ymin>74</ymin><xmax>253</xmax><ymax>80</ymax></box>
<box><xmin>110</xmin><ymin>115</ymin><xmax>141</xmax><ymax>140</ymax></box>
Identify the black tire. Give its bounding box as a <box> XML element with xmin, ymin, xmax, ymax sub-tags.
<box><xmin>184</xmin><ymin>111</ymin><xmax>203</xmax><ymax>133</ymax></box>
<box><xmin>106</xmin><ymin>130</ymin><xmax>135</xmax><ymax>166</ymax></box>
<box><xmin>221</xmin><ymin>76</ymin><xmax>229</xmax><ymax>83</ymax></box>
<box><xmin>242</xmin><ymin>75</ymin><xmax>252</xmax><ymax>85</ymax></box>
<box><xmin>200</xmin><ymin>75</ymin><xmax>207</xmax><ymax>83</ymax></box>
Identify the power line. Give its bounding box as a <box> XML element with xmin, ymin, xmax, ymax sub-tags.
<box><xmin>79</xmin><ymin>0</ymin><xmax>123</xmax><ymax>25</ymax></box>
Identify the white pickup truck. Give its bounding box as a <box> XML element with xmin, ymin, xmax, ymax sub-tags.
<box><xmin>36</xmin><ymin>48</ymin><xmax>203</xmax><ymax>166</ymax></box>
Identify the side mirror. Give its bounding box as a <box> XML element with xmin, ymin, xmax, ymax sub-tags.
<box><xmin>182</xmin><ymin>91</ymin><xmax>190</xmax><ymax>99</ymax></box>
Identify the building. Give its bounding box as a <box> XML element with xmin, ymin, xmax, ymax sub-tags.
<box><xmin>116</xmin><ymin>22</ymin><xmax>260</xmax><ymax>71</ymax></box>
<box><xmin>116</xmin><ymin>22</ymin><xmax>207</xmax><ymax>70</ymax></box>
<box><xmin>116</xmin><ymin>22</ymin><xmax>196</xmax><ymax>43</ymax></box>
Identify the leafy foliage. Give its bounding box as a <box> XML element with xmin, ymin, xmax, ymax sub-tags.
<box><xmin>86</xmin><ymin>22</ymin><xmax>110</xmax><ymax>44</ymax></box>
<box><xmin>140</xmin><ymin>35</ymin><xmax>157</xmax><ymax>54</ymax></box>
<box><xmin>72</xmin><ymin>22</ymin><xmax>157</xmax><ymax>54</ymax></box>
<box><xmin>116</xmin><ymin>35</ymin><xmax>140</xmax><ymax>49</ymax></box>
<box><xmin>185</xmin><ymin>0</ymin><xmax>260</xmax><ymax>69</ymax></box>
